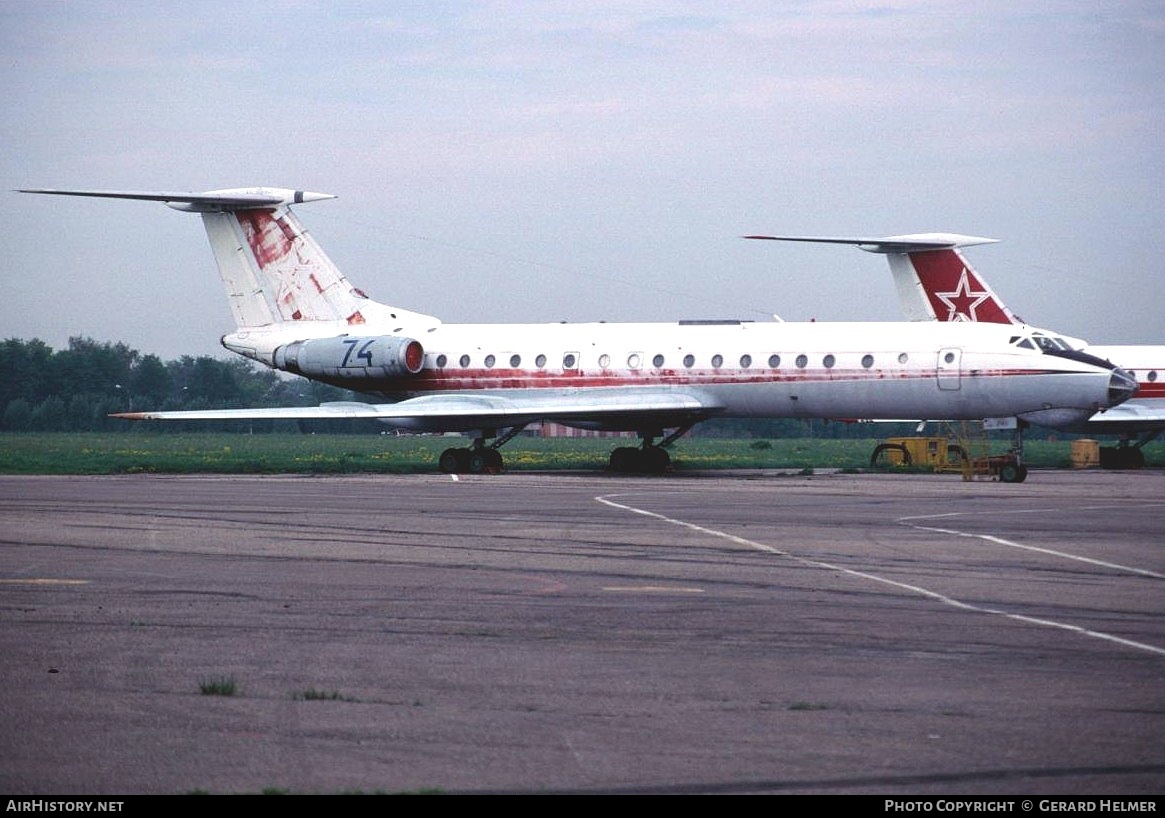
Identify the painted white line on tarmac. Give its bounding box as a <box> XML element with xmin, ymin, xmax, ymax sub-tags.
<box><xmin>0</xmin><ymin>578</ymin><xmax>89</xmax><ymax>585</ymax></box>
<box><xmin>897</xmin><ymin>512</ymin><xmax>1165</xmax><ymax>580</ymax></box>
<box><xmin>596</xmin><ymin>494</ymin><xmax>1165</xmax><ymax>658</ymax></box>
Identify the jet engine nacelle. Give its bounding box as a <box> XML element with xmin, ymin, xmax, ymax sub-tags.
<box><xmin>273</xmin><ymin>336</ymin><xmax>425</xmax><ymax>380</ymax></box>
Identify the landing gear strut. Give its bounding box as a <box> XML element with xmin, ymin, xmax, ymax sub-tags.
<box><xmin>438</xmin><ymin>425</ymin><xmax>525</xmax><ymax>474</ymax></box>
<box><xmin>999</xmin><ymin>419</ymin><xmax>1029</xmax><ymax>483</ymax></box>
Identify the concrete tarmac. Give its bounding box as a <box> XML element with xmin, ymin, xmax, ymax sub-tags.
<box><xmin>0</xmin><ymin>470</ymin><xmax>1162</xmax><ymax>795</ymax></box>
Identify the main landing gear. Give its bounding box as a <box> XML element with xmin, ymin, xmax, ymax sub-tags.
<box><xmin>438</xmin><ymin>445</ymin><xmax>503</xmax><ymax>474</ymax></box>
<box><xmin>606</xmin><ymin>424</ymin><xmax>693</xmax><ymax>474</ymax></box>
<box><xmin>438</xmin><ymin>426</ymin><xmax>525</xmax><ymax>474</ymax></box>
<box><xmin>1098</xmin><ymin>432</ymin><xmax>1158</xmax><ymax>469</ymax></box>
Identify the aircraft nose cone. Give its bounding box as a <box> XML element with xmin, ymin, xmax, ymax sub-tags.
<box><xmin>1107</xmin><ymin>368</ymin><xmax>1138</xmax><ymax>407</ymax></box>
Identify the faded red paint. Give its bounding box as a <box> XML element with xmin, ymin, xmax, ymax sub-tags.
<box><xmin>909</xmin><ymin>250</ymin><xmax>1012</xmax><ymax>323</ymax></box>
<box><xmin>356</xmin><ymin>366</ymin><xmax>1052</xmax><ymax>395</ymax></box>
<box><xmin>309</xmin><ymin>273</ymin><xmax>325</xmax><ymax>294</ymax></box>
<box><xmin>236</xmin><ymin>210</ymin><xmax>295</xmax><ymax>268</ymax></box>
<box><xmin>347</xmin><ymin>311</ymin><xmax>365</xmax><ymax>325</ymax></box>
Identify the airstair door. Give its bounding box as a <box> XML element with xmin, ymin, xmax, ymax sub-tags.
<box><xmin>937</xmin><ymin>347</ymin><xmax>962</xmax><ymax>391</ymax></box>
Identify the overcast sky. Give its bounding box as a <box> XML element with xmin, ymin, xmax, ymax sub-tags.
<box><xmin>3</xmin><ymin>1</ymin><xmax>1162</xmax><ymax>360</ymax></box>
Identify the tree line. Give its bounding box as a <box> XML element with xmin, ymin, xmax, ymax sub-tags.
<box><xmin>0</xmin><ymin>337</ymin><xmax>368</xmax><ymax>433</ymax></box>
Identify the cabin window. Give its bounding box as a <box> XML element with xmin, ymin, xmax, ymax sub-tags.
<box><xmin>628</xmin><ymin>353</ymin><xmax>641</xmax><ymax>369</ymax></box>
<box><xmin>598</xmin><ymin>354</ymin><xmax>611</xmax><ymax>368</ymax></box>
<box><xmin>535</xmin><ymin>354</ymin><xmax>547</xmax><ymax>368</ymax></box>
<box><xmin>459</xmin><ymin>354</ymin><xmax>471</xmax><ymax>368</ymax></box>
<box><xmin>768</xmin><ymin>354</ymin><xmax>781</xmax><ymax>368</ymax></box>
<box><xmin>1148</xmin><ymin>371</ymin><xmax>1158</xmax><ymax>382</ymax></box>
<box><xmin>740</xmin><ymin>354</ymin><xmax>752</xmax><ymax>369</ymax></box>
<box><xmin>711</xmin><ymin>354</ymin><xmax>723</xmax><ymax>368</ymax></box>
<box><xmin>484</xmin><ymin>354</ymin><xmax>496</xmax><ymax>368</ymax></box>
<box><xmin>944</xmin><ymin>352</ymin><xmax>955</xmax><ymax>364</ymax></box>
<box><xmin>653</xmin><ymin>354</ymin><xmax>665</xmax><ymax>368</ymax></box>
<box><xmin>683</xmin><ymin>354</ymin><xmax>695</xmax><ymax>368</ymax></box>
<box><xmin>510</xmin><ymin>354</ymin><xmax>521</xmax><ymax>368</ymax></box>
<box><xmin>563</xmin><ymin>353</ymin><xmax>577</xmax><ymax>368</ymax></box>
<box><xmin>795</xmin><ymin>354</ymin><xmax>808</xmax><ymax>368</ymax></box>
<box><xmin>898</xmin><ymin>353</ymin><xmax>909</xmax><ymax>364</ymax></box>
<box><xmin>823</xmin><ymin>354</ymin><xmax>835</xmax><ymax>369</ymax></box>
<box><xmin>436</xmin><ymin>354</ymin><xmax>447</xmax><ymax>368</ymax></box>
<box><xmin>861</xmin><ymin>354</ymin><xmax>874</xmax><ymax>369</ymax></box>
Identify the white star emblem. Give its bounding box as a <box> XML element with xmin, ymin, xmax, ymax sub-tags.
<box><xmin>934</xmin><ymin>268</ymin><xmax>991</xmax><ymax>321</ymax></box>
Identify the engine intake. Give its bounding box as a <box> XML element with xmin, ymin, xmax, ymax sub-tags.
<box><xmin>274</xmin><ymin>336</ymin><xmax>424</xmax><ymax>380</ymax></box>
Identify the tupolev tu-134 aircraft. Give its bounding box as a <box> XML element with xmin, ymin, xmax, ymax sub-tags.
<box><xmin>20</xmin><ymin>187</ymin><xmax>1137</xmax><ymax>475</ymax></box>
<box><xmin>746</xmin><ymin>232</ymin><xmax>1164</xmax><ymax>469</ymax></box>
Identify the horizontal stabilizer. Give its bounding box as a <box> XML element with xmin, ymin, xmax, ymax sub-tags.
<box><xmin>18</xmin><ymin>187</ymin><xmax>334</xmax><ymax>212</ymax></box>
<box><xmin>744</xmin><ymin>233</ymin><xmax>998</xmax><ymax>254</ymax></box>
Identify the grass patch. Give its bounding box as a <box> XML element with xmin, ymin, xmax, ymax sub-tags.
<box><xmin>0</xmin><ymin>432</ymin><xmax>1160</xmax><ymax>474</ymax></box>
<box><xmin>199</xmin><ymin>676</ymin><xmax>237</xmax><ymax>696</ymax></box>
<box><xmin>293</xmin><ymin>688</ymin><xmax>354</xmax><ymax>702</ymax></box>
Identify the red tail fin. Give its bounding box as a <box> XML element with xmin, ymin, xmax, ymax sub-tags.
<box><xmin>906</xmin><ymin>248</ymin><xmax>1017</xmax><ymax>324</ymax></box>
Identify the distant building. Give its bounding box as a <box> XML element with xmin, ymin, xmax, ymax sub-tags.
<box><xmin>537</xmin><ymin>422</ymin><xmax>634</xmax><ymax>439</ymax></box>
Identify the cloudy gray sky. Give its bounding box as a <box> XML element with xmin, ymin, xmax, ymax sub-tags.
<box><xmin>3</xmin><ymin>1</ymin><xmax>1162</xmax><ymax>359</ymax></box>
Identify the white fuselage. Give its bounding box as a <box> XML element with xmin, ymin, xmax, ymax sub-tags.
<box><xmin>225</xmin><ymin>317</ymin><xmax>1124</xmax><ymax>430</ymax></box>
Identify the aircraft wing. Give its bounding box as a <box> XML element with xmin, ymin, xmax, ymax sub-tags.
<box><xmin>112</xmin><ymin>388</ymin><xmax>724</xmax><ymax>432</ymax></box>
<box><xmin>1083</xmin><ymin>401</ymin><xmax>1165</xmax><ymax>429</ymax></box>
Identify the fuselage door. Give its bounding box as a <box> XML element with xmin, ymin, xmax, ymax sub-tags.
<box><xmin>937</xmin><ymin>347</ymin><xmax>962</xmax><ymax>391</ymax></box>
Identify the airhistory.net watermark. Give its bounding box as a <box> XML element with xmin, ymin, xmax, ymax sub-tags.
<box><xmin>6</xmin><ymin>803</ymin><xmax>123</xmax><ymax>813</ymax></box>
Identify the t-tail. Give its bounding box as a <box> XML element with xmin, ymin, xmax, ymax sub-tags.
<box><xmin>18</xmin><ymin>187</ymin><xmax>439</xmax><ymax>363</ymax></box>
<box><xmin>744</xmin><ymin>233</ymin><xmax>1021</xmax><ymax>325</ymax></box>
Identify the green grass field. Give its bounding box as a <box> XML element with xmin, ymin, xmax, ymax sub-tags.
<box><xmin>1</xmin><ymin>432</ymin><xmax>1160</xmax><ymax>474</ymax></box>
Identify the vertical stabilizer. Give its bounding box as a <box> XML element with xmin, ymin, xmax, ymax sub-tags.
<box><xmin>201</xmin><ymin>204</ymin><xmax>370</xmax><ymax>328</ymax></box>
<box><xmin>891</xmin><ymin>242</ymin><xmax>1018</xmax><ymax>324</ymax></box>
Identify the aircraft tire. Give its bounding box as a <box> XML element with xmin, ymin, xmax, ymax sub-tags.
<box><xmin>642</xmin><ymin>447</ymin><xmax>671</xmax><ymax>474</ymax></box>
<box><xmin>484</xmin><ymin>449</ymin><xmax>504</xmax><ymax>472</ymax></box>
<box><xmin>998</xmin><ymin>462</ymin><xmax>1023</xmax><ymax>483</ymax></box>
<box><xmin>438</xmin><ymin>448</ymin><xmax>464</xmax><ymax>474</ymax></box>
<box><xmin>609</xmin><ymin>446</ymin><xmax>641</xmax><ymax>473</ymax></box>
<box><xmin>1099</xmin><ymin>447</ymin><xmax>1144</xmax><ymax>469</ymax></box>
<box><xmin>468</xmin><ymin>450</ymin><xmax>489</xmax><ymax>474</ymax></box>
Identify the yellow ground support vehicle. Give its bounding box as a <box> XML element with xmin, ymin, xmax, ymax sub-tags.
<box><xmin>870</xmin><ymin>435</ymin><xmax>1027</xmax><ymax>482</ymax></box>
